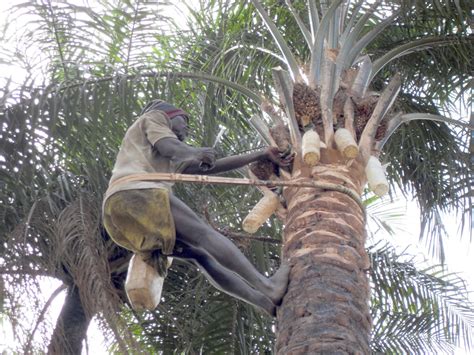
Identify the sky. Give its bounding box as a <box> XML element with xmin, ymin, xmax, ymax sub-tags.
<box><xmin>0</xmin><ymin>0</ymin><xmax>472</xmax><ymax>353</ymax></box>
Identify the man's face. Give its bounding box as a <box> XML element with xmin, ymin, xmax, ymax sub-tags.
<box><xmin>170</xmin><ymin>115</ymin><xmax>188</xmax><ymax>141</ymax></box>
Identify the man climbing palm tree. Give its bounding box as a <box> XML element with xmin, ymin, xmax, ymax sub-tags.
<box><xmin>103</xmin><ymin>100</ymin><xmax>292</xmax><ymax>316</ymax></box>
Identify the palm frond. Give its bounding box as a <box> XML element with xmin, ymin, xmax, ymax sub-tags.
<box><xmin>309</xmin><ymin>0</ymin><xmax>345</xmax><ymax>86</ymax></box>
<box><xmin>285</xmin><ymin>0</ymin><xmax>312</xmax><ymax>49</ymax></box>
<box><xmin>371</xmin><ymin>36</ymin><xmax>469</xmax><ymax>81</ymax></box>
<box><xmin>369</xmin><ymin>243</ymin><xmax>474</xmax><ymax>353</ymax></box>
<box><xmin>383</xmin><ymin>98</ymin><xmax>472</xmax><ymax>261</ymax></box>
<box><xmin>379</xmin><ymin>112</ymin><xmax>474</xmax><ymax>150</ymax></box>
<box><xmin>6</xmin><ymin>0</ymin><xmax>174</xmax><ymax>80</ymax></box>
<box><xmin>249</xmin><ymin>0</ymin><xmax>301</xmax><ymax>81</ymax></box>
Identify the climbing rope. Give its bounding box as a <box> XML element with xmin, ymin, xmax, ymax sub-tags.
<box><xmin>109</xmin><ymin>173</ymin><xmax>366</xmax><ymax>218</ymax></box>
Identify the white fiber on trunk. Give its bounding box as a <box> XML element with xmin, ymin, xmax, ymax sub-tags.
<box><xmin>302</xmin><ymin>130</ymin><xmax>321</xmax><ymax>166</ymax></box>
<box><xmin>365</xmin><ymin>156</ymin><xmax>389</xmax><ymax>196</ymax></box>
<box><xmin>125</xmin><ymin>254</ymin><xmax>169</xmax><ymax>310</ymax></box>
<box><xmin>334</xmin><ymin>128</ymin><xmax>358</xmax><ymax>158</ymax></box>
<box><xmin>242</xmin><ymin>192</ymin><xmax>280</xmax><ymax>234</ymax></box>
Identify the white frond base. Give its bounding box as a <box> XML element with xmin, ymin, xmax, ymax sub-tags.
<box><xmin>242</xmin><ymin>192</ymin><xmax>280</xmax><ymax>234</ymax></box>
<box><xmin>334</xmin><ymin>128</ymin><xmax>359</xmax><ymax>158</ymax></box>
<box><xmin>302</xmin><ymin>130</ymin><xmax>321</xmax><ymax>166</ymax></box>
<box><xmin>365</xmin><ymin>156</ymin><xmax>389</xmax><ymax>197</ymax></box>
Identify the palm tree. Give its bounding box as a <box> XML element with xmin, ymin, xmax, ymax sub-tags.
<box><xmin>176</xmin><ymin>0</ymin><xmax>472</xmax><ymax>352</ymax></box>
<box><xmin>0</xmin><ymin>0</ymin><xmax>472</xmax><ymax>353</ymax></box>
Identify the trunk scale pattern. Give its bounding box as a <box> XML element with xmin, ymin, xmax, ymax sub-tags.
<box><xmin>276</xmin><ymin>152</ymin><xmax>371</xmax><ymax>354</ymax></box>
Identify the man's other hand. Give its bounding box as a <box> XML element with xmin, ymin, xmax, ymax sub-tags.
<box><xmin>196</xmin><ymin>147</ymin><xmax>216</xmax><ymax>170</ymax></box>
<box><xmin>265</xmin><ymin>147</ymin><xmax>294</xmax><ymax>167</ymax></box>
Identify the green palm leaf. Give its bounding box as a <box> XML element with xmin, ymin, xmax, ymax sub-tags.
<box><xmin>370</xmin><ymin>243</ymin><xmax>474</xmax><ymax>353</ymax></box>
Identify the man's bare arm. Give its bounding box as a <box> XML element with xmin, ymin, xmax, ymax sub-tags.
<box><xmin>200</xmin><ymin>151</ymin><xmax>267</xmax><ymax>174</ymax></box>
<box><xmin>155</xmin><ymin>139</ymin><xmax>292</xmax><ymax>175</ymax></box>
<box><xmin>154</xmin><ymin>138</ymin><xmax>215</xmax><ymax>171</ymax></box>
<box><xmin>185</xmin><ymin>147</ymin><xmax>293</xmax><ymax>175</ymax></box>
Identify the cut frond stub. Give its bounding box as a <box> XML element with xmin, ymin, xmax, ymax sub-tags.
<box><xmin>365</xmin><ymin>156</ymin><xmax>389</xmax><ymax>197</ymax></box>
<box><xmin>125</xmin><ymin>254</ymin><xmax>168</xmax><ymax>311</ymax></box>
<box><xmin>335</xmin><ymin>128</ymin><xmax>358</xmax><ymax>158</ymax></box>
<box><xmin>302</xmin><ymin>130</ymin><xmax>321</xmax><ymax>166</ymax></box>
<box><xmin>242</xmin><ymin>192</ymin><xmax>280</xmax><ymax>234</ymax></box>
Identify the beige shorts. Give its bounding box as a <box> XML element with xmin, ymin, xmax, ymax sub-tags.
<box><xmin>103</xmin><ymin>188</ymin><xmax>176</xmax><ymax>256</ymax></box>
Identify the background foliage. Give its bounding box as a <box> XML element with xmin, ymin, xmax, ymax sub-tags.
<box><xmin>0</xmin><ymin>0</ymin><xmax>472</xmax><ymax>353</ymax></box>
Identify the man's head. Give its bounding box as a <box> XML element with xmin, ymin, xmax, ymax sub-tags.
<box><xmin>170</xmin><ymin>115</ymin><xmax>188</xmax><ymax>141</ymax></box>
<box><xmin>141</xmin><ymin>99</ymin><xmax>189</xmax><ymax>141</ymax></box>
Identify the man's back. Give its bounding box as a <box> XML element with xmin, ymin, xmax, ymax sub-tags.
<box><xmin>105</xmin><ymin>110</ymin><xmax>178</xmax><ymax>201</ymax></box>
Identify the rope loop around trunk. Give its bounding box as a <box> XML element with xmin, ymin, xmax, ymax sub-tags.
<box><xmin>109</xmin><ymin>173</ymin><xmax>366</xmax><ymax>219</ymax></box>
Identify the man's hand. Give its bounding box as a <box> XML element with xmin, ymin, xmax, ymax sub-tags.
<box><xmin>155</xmin><ymin>138</ymin><xmax>217</xmax><ymax>173</ymax></box>
<box><xmin>193</xmin><ymin>147</ymin><xmax>216</xmax><ymax>171</ymax></box>
<box><xmin>265</xmin><ymin>147</ymin><xmax>294</xmax><ymax>167</ymax></box>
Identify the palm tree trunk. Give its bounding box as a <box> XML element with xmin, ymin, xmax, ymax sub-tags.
<box><xmin>276</xmin><ymin>154</ymin><xmax>371</xmax><ymax>354</ymax></box>
<box><xmin>48</xmin><ymin>285</ymin><xmax>91</xmax><ymax>355</ymax></box>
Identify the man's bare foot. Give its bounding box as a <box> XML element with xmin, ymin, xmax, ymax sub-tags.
<box><xmin>255</xmin><ymin>294</ymin><xmax>277</xmax><ymax>317</ymax></box>
<box><xmin>267</xmin><ymin>263</ymin><xmax>291</xmax><ymax>306</ymax></box>
<box><xmin>263</xmin><ymin>302</ymin><xmax>277</xmax><ymax>317</ymax></box>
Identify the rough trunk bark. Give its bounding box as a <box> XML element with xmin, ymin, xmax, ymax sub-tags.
<box><xmin>276</xmin><ymin>151</ymin><xmax>371</xmax><ymax>354</ymax></box>
<box><xmin>48</xmin><ymin>285</ymin><xmax>91</xmax><ymax>355</ymax></box>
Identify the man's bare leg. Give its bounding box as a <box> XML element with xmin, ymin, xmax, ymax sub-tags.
<box><xmin>169</xmin><ymin>194</ymin><xmax>290</xmax><ymax>305</ymax></box>
<box><xmin>172</xmin><ymin>241</ymin><xmax>276</xmax><ymax>316</ymax></box>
